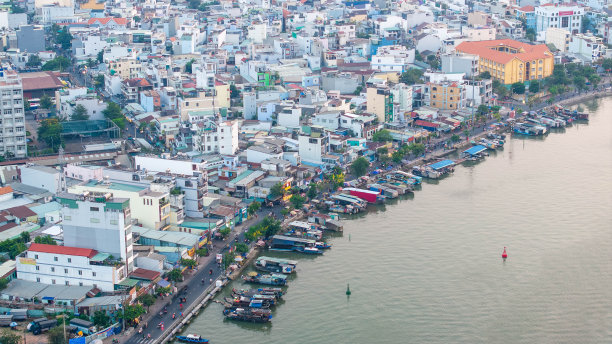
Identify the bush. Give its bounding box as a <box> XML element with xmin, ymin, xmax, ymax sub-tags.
<box><xmin>235</xmin><ymin>243</ymin><xmax>249</xmax><ymax>254</ymax></box>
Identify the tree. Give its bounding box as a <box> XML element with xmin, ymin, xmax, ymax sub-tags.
<box><xmin>602</xmin><ymin>58</ymin><xmax>612</xmax><ymax>73</ymax></box>
<box><xmin>40</xmin><ymin>94</ymin><xmax>53</xmax><ymax>109</ymax></box>
<box><xmin>97</xmin><ymin>50</ymin><xmax>104</xmax><ymax>63</ymax></box>
<box><xmin>477</xmin><ymin>104</ymin><xmax>489</xmax><ymax>116</ymax></box>
<box><xmin>103</xmin><ymin>102</ymin><xmax>125</xmax><ymax>130</ymax></box>
<box><xmin>391</xmin><ymin>151</ymin><xmax>404</xmax><ymax>163</ymax></box>
<box><xmin>290</xmin><ymin>194</ymin><xmax>306</xmax><ymax>209</ymax></box>
<box><xmin>528</xmin><ymin>81</ymin><xmax>540</xmax><ymax>94</ymax></box>
<box><xmin>180</xmin><ymin>258</ymin><xmax>197</xmax><ymax>268</ymax></box>
<box><xmin>26</xmin><ymin>55</ymin><xmax>42</xmax><ymax>68</ymax></box>
<box><xmin>218</xmin><ymin>227</ymin><xmax>231</xmax><ymax>237</ymax></box>
<box><xmin>573</xmin><ymin>75</ymin><xmax>586</xmax><ymax>91</ymax></box>
<box><xmin>24</xmin><ymin>98</ymin><xmax>30</xmax><ymax>111</ymax></box>
<box><xmin>222</xmin><ymin>252</ymin><xmax>234</xmax><ymax>269</ymax></box>
<box><xmin>156</xmin><ymin>286</ymin><xmax>171</xmax><ymax>296</ymax></box>
<box><xmin>37</xmin><ymin>118</ymin><xmax>62</xmax><ymax>151</ymax></box>
<box><xmin>478</xmin><ymin>71</ymin><xmax>491</xmax><ymax>79</ymax></box>
<box><xmin>119</xmin><ymin>304</ymin><xmax>146</xmax><ymax>324</ymax></box>
<box><xmin>196</xmin><ymin>247</ymin><xmax>208</xmax><ymax>257</ymax></box>
<box><xmin>92</xmin><ymin>310</ymin><xmax>110</xmax><ymax>328</ymax></box>
<box><xmin>450</xmin><ymin>134</ymin><xmax>460</xmax><ymax>142</ymax></box>
<box><xmin>0</xmin><ymin>329</ymin><xmax>21</xmax><ymax>344</ymax></box>
<box><xmin>399</xmin><ymin>68</ymin><xmax>424</xmax><ymax>85</ymax></box>
<box><xmin>270</xmin><ymin>182</ymin><xmax>284</xmax><ymax>198</ymax></box>
<box><xmin>230</xmin><ymin>84</ymin><xmax>241</xmax><ymax>99</ymax></box>
<box><xmin>167</xmin><ymin>269</ymin><xmax>183</xmax><ymax>282</ymax></box>
<box><xmin>512</xmin><ymin>82</ymin><xmax>525</xmax><ymax>94</ymax></box>
<box><xmin>42</xmin><ymin>56</ymin><xmax>71</xmax><ymax>72</ymax></box>
<box><xmin>55</xmin><ymin>28</ymin><xmax>73</xmax><ymax>50</ymax></box>
<box><xmin>94</xmin><ymin>74</ymin><xmax>104</xmax><ymax>89</ymax></box>
<box><xmin>71</xmin><ymin>104</ymin><xmax>89</xmax><ymax>121</ymax></box>
<box><xmin>20</xmin><ymin>231</ymin><xmax>29</xmax><ymax>243</ymax></box>
<box><xmin>234</xmin><ymin>243</ymin><xmax>249</xmax><ymax>254</ymax></box>
<box><xmin>0</xmin><ymin>278</ymin><xmax>9</xmax><ymax>291</ymax></box>
<box><xmin>47</xmin><ymin>326</ymin><xmax>67</xmax><ymax>344</ymax></box>
<box><xmin>133</xmin><ymin>16</ymin><xmax>141</xmax><ymax>23</ymax></box>
<box><xmin>372</xmin><ymin>129</ymin><xmax>393</xmax><ymax>142</ymax></box>
<box><xmin>525</xmin><ymin>28</ymin><xmax>536</xmax><ymax>42</ymax></box>
<box><xmin>188</xmin><ymin>0</ymin><xmax>201</xmax><ymax>9</ymax></box>
<box><xmin>426</xmin><ymin>54</ymin><xmax>439</xmax><ymax>70</ymax></box>
<box><xmin>408</xmin><ymin>143</ymin><xmax>426</xmax><ymax>156</ymax></box>
<box><xmin>185</xmin><ymin>59</ymin><xmax>195</xmax><ymax>73</ymax></box>
<box><xmin>280</xmin><ymin>208</ymin><xmax>289</xmax><ymax>217</ymax></box>
<box><xmin>34</xmin><ymin>235</ymin><xmax>57</xmax><ymax>245</ymax></box>
<box><xmin>307</xmin><ymin>183</ymin><xmax>317</xmax><ymax>199</ymax></box>
<box><xmin>247</xmin><ymin>201</ymin><xmax>261</xmax><ymax>216</ymax></box>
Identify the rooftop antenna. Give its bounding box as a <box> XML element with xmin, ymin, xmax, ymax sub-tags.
<box><xmin>58</xmin><ymin>146</ymin><xmax>67</xmax><ymax>192</ymax></box>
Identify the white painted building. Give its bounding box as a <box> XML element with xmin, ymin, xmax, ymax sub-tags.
<box><xmin>134</xmin><ymin>156</ymin><xmax>207</xmax><ymax>176</ymax></box>
<box><xmin>463</xmin><ymin>27</ymin><xmax>496</xmax><ymax>41</ymax></box>
<box><xmin>19</xmin><ymin>165</ymin><xmax>65</xmax><ymax>194</ymax></box>
<box><xmin>73</xmin><ymin>36</ymin><xmax>108</xmax><ymax>59</ymax></box>
<box><xmin>16</xmin><ymin>243</ymin><xmax>124</xmax><ymax>292</ymax></box>
<box><xmin>569</xmin><ymin>33</ymin><xmax>603</xmax><ymax>63</ymax></box>
<box><xmin>193</xmin><ymin>120</ymin><xmax>239</xmax><ymax>156</ymax></box>
<box><xmin>298</xmin><ymin>133</ymin><xmax>329</xmax><ymax>165</ymax></box>
<box><xmin>38</xmin><ymin>5</ymin><xmax>76</xmax><ymax>24</ymax></box>
<box><xmin>545</xmin><ymin>28</ymin><xmax>571</xmax><ymax>52</ymax></box>
<box><xmin>64</xmin><ymin>164</ymin><xmax>104</xmax><ymax>181</ymax></box>
<box><xmin>247</xmin><ymin>22</ymin><xmax>267</xmax><ymax>44</ymax></box>
<box><xmin>246</xmin><ymin>146</ymin><xmax>283</xmax><ymax>164</ymax></box>
<box><xmin>372</xmin><ymin>45</ymin><xmax>415</xmax><ymax>73</ymax></box>
<box><xmin>59</xmin><ymin>192</ymin><xmax>134</xmax><ymax>273</ymax></box>
<box><xmin>535</xmin><ymin>4</ymin><xmax>583</xmax><ymax>35</ymax></box>
<box><xmin>0</xmin><ymin>66</ymin><xmax>26</xmax><ymax>157</ymax></box>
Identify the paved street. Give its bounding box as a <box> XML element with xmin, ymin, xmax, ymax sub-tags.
<box><xmin>116</xmin><ymin>205</ymin><xmax>282</xmax><ymax>344</ymax></box>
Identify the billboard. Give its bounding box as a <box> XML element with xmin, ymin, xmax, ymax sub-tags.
<box><xmin>19</xmin><ymin>258</ymin><xmax>36</xmax><ymax>265</ymax></box>
<box><xmin>558</xmin><ymin>11</ymin><xmax>574</xmax><ymax>16</ymax></box>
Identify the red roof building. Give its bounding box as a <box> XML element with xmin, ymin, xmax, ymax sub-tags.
<box><xmin>28</xmin><ymin>243</ymin><xmax>98</xmax><ymax>258</ymax></box>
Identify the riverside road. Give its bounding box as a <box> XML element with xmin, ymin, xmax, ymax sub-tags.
<box><xmin>118</xmin><ymin>206</ymin><xmax>282</xmax><ymax>344</ymax></box>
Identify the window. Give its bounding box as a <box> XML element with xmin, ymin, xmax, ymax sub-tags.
<box><xmin>64</xmin><ymin>269</ymin><xmax>68</xmax><ymax>273</ymax></box>
<box><xmin>35</xmin><ymin>254</ymin><xmax>38</xmax><ymax>259</ymax></box>
<box><xmin>54</xmin><ymin>257</ymin><xmax>58</xmax><ymax>261</ymax></box>
<box><xmin>36</xmin><ymin>266</ymin><xmax>40</xmax><ymax>271</ymax></box>
<box><xmin>90</xmin><ymin>218</ymin><xmax>100</xmax><ymax>223</ymax></box>
<box><xmin>64</xmin><ymin>215</ymin><xmax>71</xmax><ymax>220</ymax></box>
<box><xmin>78</xmin><ymin>270</ymin><xmax>83</xmax><ymax>275</ymax></box>
<box><xmin>52</xmin><ymin>279</ymin><xmax>56</xmax><ymax>284</ymax></box>
<box><xmin>110</xmin><ymin>219</ymin><xmax>118</xmax><ymax>225</ymax></box>
<box><xmin>68</xmin><ymin>258</ymin><xmax>71</xmax><ymax>263</ymax></box>
<box><xmin>90</xmin><ymin>207</ymin><xmax>99</xmax><ymax>212</ymax></box>
<box><xmin>51</xmin><ymin>267</ymin><xmax>55</xmax><ymax>272</ymax></box>
<box><xmin>65</xmin><ymin>281</ymin><xmax>70</xmax><ymax>286</ymax></box>
<box><xmin>79</xmin><ymin>282</ymin><xmax>83</xmax><ymax>286</ymax></box>
<box><xmin>92</xmin><ymin>272</ymin><xmax>96</xmax><ymax>277</ymax></box>
<box><xmin>36</xmin><ymin>277</ymin><xmax>40</xmax><ymax>282</ymax></box>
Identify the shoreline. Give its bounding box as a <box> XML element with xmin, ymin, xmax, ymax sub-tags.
<box><xmin>146</xmin><ymin>93</ymin><xmax>609</xmax><ymax>344</ymax></box>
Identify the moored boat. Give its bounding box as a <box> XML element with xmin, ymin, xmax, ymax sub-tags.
<box><xmin>223</xmin><ymin>307</ymin><xmax>272</xmax><ymax>323</ymax></box>
<box><xmin>176</xmin><ymin>334</ymin><xmax>209</xmax><ymax>343</ymax></box>
<box><xmin>242</xmin><ymin>272</ymin><xmax>287</xmax><ymax>286</ymax></box>
<box><xmin>255</xmin><ymin>256</ymin><xmax>297</xmax><ymax>274</ymax></box>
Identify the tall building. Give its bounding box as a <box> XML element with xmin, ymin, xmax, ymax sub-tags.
<box><xmin>366</xmin><ymin>85</ymin><xmax>394</xmax><ymax>123</ymax></box>
<box><xmin>0</xmin><ymin>65</ymin><xmax>26</xmax><ymax>158</ymax></box>
<box><xmin>427</xmin><ymin>82</ymin><xmax>466</xmax><ymax>110</ymax></box>
<box><xmin>455</xmin><ymin>39</ymin><xmax>554</xmax><ymax>84</ymax></box>
<box><xmin>535</xmin><ymin>4</ymin><xmax>583</xmax><ymax>35</ymax></box>
<box><xmin>58</xmin><ymin>192</ymin><xmax>134</xmax><ymax>273</ymax></box>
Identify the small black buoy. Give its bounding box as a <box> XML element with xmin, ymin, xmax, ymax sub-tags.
<box><xmin>346</xmin><ymin>283</ymin><xmax>351</xmax><ymax>296</ymax></box>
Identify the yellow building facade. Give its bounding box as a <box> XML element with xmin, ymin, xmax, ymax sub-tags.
<box><xmin>456</xmin><ymin>39</ymin><xmax>554</xmax><ymax>84</ymax></box>
<box><xmin>429</xmin><ymin>82</ymin><xmax>465</xmax><ymax>110</ymax></box>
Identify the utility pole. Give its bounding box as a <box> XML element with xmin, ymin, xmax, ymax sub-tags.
<box><xmin>63</xmin><ymin>313</ymin><xmax>67</xmax><ymax>344</ymax></box>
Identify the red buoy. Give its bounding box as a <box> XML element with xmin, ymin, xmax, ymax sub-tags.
<box><xmin>502</xmin><ymin>247</ymin><xmax>508</xmax><ymax>259</ymax></box>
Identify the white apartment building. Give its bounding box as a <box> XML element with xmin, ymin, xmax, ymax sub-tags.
<box><xmin>463</xmin><ymin>27</ymin><xmax>496</xmax><ymax>41</ymax></box>
<box><xmin>298</xmin><ymin>132</ymin><xmax>330</xmax><ymax>166</ymax></box>
<box><xmin>390</xmin><ymin>83</ymin><xmax>413</xmax><ymax>114</ymax></box>
<box><xmin>371</xmin><ymin>45</ymin><xmax>416</xmax><ymax>73</ymax></box>
<box><xmin>59</xmin><ymin>192</ymin><xmax>134</xmax><ymax>274</ymax></box>
<box><xmin>194</xmin><ymin>120</ymin><xmax>239</xmax><ymax>156</ymax></box>
<box><xmin>16</xmin><ymin>243</ymin><xmax>124</xmax><ymax>292</ymax></box>
<box><xmin>569</xmin><ymin>33</ymin><xmax>603</xmax><ymax>63</ymax></box>
<box><xmin>69</xmin><ymin>181</ymin><xmax>170</xmax><ymax>232</ymax></box>
<box><xmin>535</xmin><ymin>4</ymin><xmax>583</xmax><ymax>34</ymax></box>
<box><xmin>20</xmin><ymin>164</ymin><xmax>65</xmax><ymax>194</ymax></box>
<box><xmin>134</xmin><ymin>155</ymin><xmax>208</xmax><ymax>177</ymax></box>
<box><xmin>0</xmin><ymin>66</ymin><xmax>26</xmax><ymax>158</ymax></box>
<box><xmin>545</xmin><ymin>28</ymin><xmax>571</xmax><ymax>52</ymax></box>
<box><xmin>247</xmin><ymin>22</ymin><xmax>267</xmax><ymax>44</ymax></box>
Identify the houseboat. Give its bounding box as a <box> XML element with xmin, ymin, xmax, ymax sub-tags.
<box><xmin>308</xmin><ymin>212</ymin><xmax>343</xmax><ymax>232</ymax></box>
<box><xmin>513</xmin><ymin>122</ymin><xmax>546</xmax><ymax>136</ymax></box>
<box><xmin>417</xmin><ymin>159</ymin><xmax>455</xmax><ymax>178</ymax></box>
<box><xmin>242</xmin><ymin>272</ymin><xmax>288</xmax><ymax>286</ymax></box>
<box><xmin>462</xmin><ymin>145</ymin><xmax>488</xmax><ymax>161</ymax></box>
<box><xmin>330</xmin><ymin>194</ymin><xmax>367</xmax><ymax>210</ymax></box>
<box><xmin>223</xmin><ymin>307</ymin><xmax>272</xmax><ymax>323</ymax></box>
<box><xmin>412</xmin><ymin>165</ymin><xmax>442</xmax><ymax>179</ymax></box>
<box><xmin>255</xmin><ymin>256</ymin><xmax>298</xmax><ymax>274</ymax></box>
<box><xmin>224</xmin><ymin>296</ymin><xmax>273</xmax><ymax>309</ymax></box>
<box><xmin>389</xmin><ymin>170</ymin><xmax>422</xmax><ymax>185</ymax></box>
<box><xmin>176</xmin><ymin>334</ymin><xmax>209</xmax><ymax>343</ymax></box>
<box><xmin>270</xmin><ymin>235</ymin><xmax>323</xmax><ymax>254</ymax></box>
<box><xmin>343</xmin><ymin>187</ymin><xmax>384</xmax><ymax>203</ymax></box>
<box><xmin>367</xmin><ymin>184</ymin><xmax>399</xmax><ymax>199</ymax></box>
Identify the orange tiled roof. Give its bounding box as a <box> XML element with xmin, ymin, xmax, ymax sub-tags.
<box><xmin>518</xmin><ymin>5</ymin><xmax>535</xmax><ymax>11</ymax></box>
<box><xmin>88</xmin><ymin>17</ymin><xmax>128</xmax><ymax>26</ymax></box>
<box><xmin>0</xmin><ymin>186</ymin><xmax>12</xmax><ymax>195</ymax></box>
<box><xmin>455</xmin><ymin>39</ymin><xmax>552</xmax><ymax>64</ymax></box>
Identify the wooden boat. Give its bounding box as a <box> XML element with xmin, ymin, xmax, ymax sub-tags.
<box><xmin>224</xmin><ymin>296</ymin><xmax>273</xmax><ymax>308</ymax></box>
<box><xmin>176</xmin><ymin>334</ymin><xmax>209</xmax><ymax>343</ymax></box>
<box><xmin>232</xmin><ymin>288</ymin><xmax>284</xmax><ymax>300</ymax></box>
<box><xmin>242</xmin><ymin>272</ymin><xmax>287</xmax><ymax>286</ymax></box>
<box><xmin>223</xmin><ymin>308</ymin><xmax>272</xmax><ymax>323</ymax></box>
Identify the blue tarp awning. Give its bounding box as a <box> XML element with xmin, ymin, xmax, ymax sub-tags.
<box><xmin>157</xmin><ymin>279</ymin><xmax>170</xmax><ymax>288</ymax></box>
<box><xmin>42</xmin><ymin>296</ymin><xmax>55</xmax><ymax>300</ymax></box>
<box><xmin>428</xmin><ymin>159</ymin><xmax>455</xmax><ymax>170</ymax></box>
<box><xmin>463</xmin><ymin>145</ymin><xmax>487</xmax><ymax>156</ymax></box>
